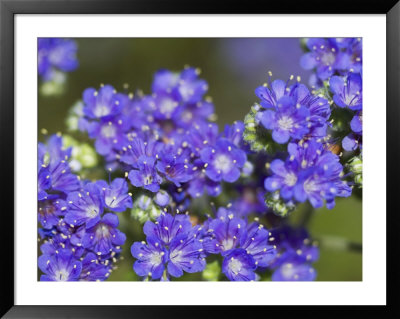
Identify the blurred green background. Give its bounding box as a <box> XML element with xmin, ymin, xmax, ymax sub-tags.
<box><xmin>38</xmin><ymin>38</ymin><xmax>362</xmax><ymax>281</ymax></box>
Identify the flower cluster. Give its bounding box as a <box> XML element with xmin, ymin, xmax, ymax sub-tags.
<box><xmin>131</xmin><ymin>209</ymin><xmax>276</xmax><ymax>281</ymax></box>
<box><xmin>264</xmin><ymin>139</ymin><xmax>351</xmax><ymax>209</ymax></box>
<box><xmin>76</xmin><ymin>67</ymin><xmax>248</xmax><ymax>204</ymax></box>
<box><xmin>202</xmin><ymin>208</ymin><xmax>276</xmax><ymax>281</ymax></box>
<box><xmin>38</xmin><ymin>37</ymin><xmax>362</xmax><ymax>282</ymax></box>
<box><xmin>38</xmin><ymin>134</ymin><xmax>131</xmax><ymax>281</ymax></box>
<box><xmin>244</xmin><ymin>74</ymin><xmax>352</xmax><ymax>214</ymax></box>
<box><xmin>131</xmin><ymin>212</ymin><xmax>205</xmax><ymax>280</ymax></box>
<box><xmin>300</xmin><ymin>38</ymin><xmax>362</xmax><ymax>84</ymax></box>
<box><xmin>38</xmin><ymin>38</ymin><xmax>79</xmax><ymax>82</ymax></box>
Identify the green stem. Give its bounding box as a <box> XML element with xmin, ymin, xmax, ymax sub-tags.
<box><xmin>298</xmin><ymin>202</ymin><xmax>314</xmax><ymax>228</ymax></box>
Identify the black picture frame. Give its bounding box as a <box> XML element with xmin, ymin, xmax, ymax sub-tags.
<box><xmin>1</xmin><ymin>0</ymin><xmax>399</xmax><ymax>317</ymax></box>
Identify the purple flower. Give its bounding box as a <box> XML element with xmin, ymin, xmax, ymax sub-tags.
<box><xmin>264</xmin><ymin>159</ymin><xmax>300</xmax><ymax>200</ymax></box>
<box><xmin>202</xmin><ymin>216</ymin><xmax>246</xmax><ymax>255</ymax></box>
<box><xmin>96</xmin><ymin>178</ymin><xmax>132</xmax><ymax>212</ymax></box>
<box><xmin>119</xmin><ymin>138</ymin><xmax>162</xmax><ymax>169</ymax></box>
<box><xmin>88</xmin><ymin>118</ymin><xmax>128</xmax><ymax>156</ymax></box>
<box><xmin>131</xmin><ymin>236</ymin><xmax>168</xmax><ymax>280</ymax></box>
<box><xmin>222</xmin><ymin>248</ymin><xmax>257</xmax><ymax>281</ymax></box>
<box><xmin>38</xmin><ymin>199</ymin><xmax>67</xmax><ymax>229</ymax></box>
<box><xmin>200</xmin><ymin>138</ymin><xmax>247</xmax><ymax>183</ymax></box>
<box><xmin>38</xmin><ymin>249</ymin><xmax>82</xmax><ymax>281</ymax></box>
<box><xmin>167</xmin><ymin>233</ymin><xmax>206</xmax><ymax>278</ymax></box>
<box><xmin>82</xmin><ymin>213</ymin><xmax>126</xmax><ymax>256</ymax></box>
<box><xmin>272</xmin><ymin>260</ymin><xmax>317</xmax><ymax>281</ymax></box>
<box><xmin>265</xmin><ymin>140</ymin><xmax>352</xmax><ymax>208</ymax></box>
<box><xmin>240</xmin><ymin>222</ymin><xmax>276</xmax><ymax>267</ymax></box>
<box><xmin>260</xmin><ymin>96</ymin><xmax>310</xmax><ymax>144</ymax></box>
<box><xmin>300</xmin><ymin>38</ymin><xmax>349</xmax><ymax>80</ymax></box>
<box><xmin>269</xmin><ymin>226</ymin><xmax>319</xmax><ymax>281</ymax></box>
<box><xmin>156</xmin><ymin>153</ymin><xmax>193</xmax><ymax>187</ymax></box>
<box><xmin>186</xmin><ymin>162</ymin><xmax>222</xmax><ymax>198</ymax></box>
<box><xmin>143</xmin><ymin>213</ymin><xmax>192</xmax><ymax>245</ymax></box>
<box><xmin>38</xmin><ymin>38</ymin><xmax>78</xmax><ymax>81</ymax></box>
<box><xmin>65</xmin><ymin>183</ymin><xmax>104</xmax><ymax>228</ymax></box>
<box><xmin>82</xmin><ymin>85</ymin><xmax>125</xmax><ymax>120</ymax></box>
<box><xmin>128</xmin><ymin>156</ymin><xmax>163</xmax><ymax>192</ymax></box>
<box><xmin>329</xmin><ymin>74</ymin><xmax>362</xmax><ymax>110</ymax></box>
<box><xmin>80</xmin><ymin>252</ymin><xmax>111</xmax><ymax>281</ymax></box>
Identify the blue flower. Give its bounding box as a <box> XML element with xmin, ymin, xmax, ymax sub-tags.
<box><xmin>80</xmin><ymin>252</ymin><xmax>112</xmax><ymax>281</ymax></box>
<box><xmin>156</xmin><ymin>153</ymin><xmax>193</xmax><ymax>187</ymax></box>
<box><xmin>167</xmin><ymin>233</ymin><xmax>206</xmax><ymax>278</ymax></box>
<box><xmin>222</xmin><ymin>248</ymin><xmax>257</xmax><ymax>281</ymax></box>
<box><xmin>38</xmin><ymin>38</ymin><xmax>78</xmax><ymax>81</ymax></box>
<box><xmin>343</xmin><ymin>111</ymin><xmax>362</xmax><ymax>152</ymax></box>
<box><xmin>202</xmin><ymin>215</ymin><xmax>246</xmax><ymax>255</ymax></box>
<box><xmin>131</xmin><ymin>236</ymin><xmax>168</xmax><ymax>280</ymax></box>
<box><xmin>82</xmin><ymin>213</ymin><xmax>126</xmax><ymax>256</ymax></box>
<box><xmin>128</xmin><ymin>156</ymin><xmax>163</xmax><ymax>192</ymax></box>
<box><xmin>256</xmin><ymin>78</ymin><xmax>331</xmax><ymax>139</ymax></box>
<box><xmin>300</xmin><ymin>38</ymin><xmax>349</xmax><ymax>80</ymax></box>
<box><xmin>38</xmin><ymin>249</ymin><xmax>82</xmax><ymax>281</ymax></box>
<box><xmin>260</xmin><ymin>96</ymin><xmax>310</xmax><ymax>144</ymax></box>
<box><xmin>269</xmin><ymin>226</ymin><xmax>319</xmax><ymax>281</ymax></box>
<box><xmin>96</xmin><ymin>178</ymin><xmax>132</xmax><ymax>212</ymax></box>
<box><xmin>264</xmin><ymin>158</ymin><xmax>300</xmax><ymax>200</ymax></box>
<box><xmin>82</xmin><ymin>85</ymin><xmax>125</xmax><ymax>120</ymax></box>
<box><xmin>131</xmin><ymin>213</ymin><xmax>205</xmax><ymax>280</ymax></box>
<box><xmin>272</xmin><ymin>260</ymin><xmax>316</xmax><ymax>281</ymax></box>
<box><xmin>240</xmin><ymin>222</ymin><xmax>276</xmax><ymax>267</ymax></box>
<box><xmin>187</xmin><ymin>161</ymin><xmax>222</xmax><ymax>198</ymax></box>
<box><xmin>329</xmin><ymin>74</ymin><xmax>362</xmax><ymax>110</ymax></box>
<box><xmin>38</xmin><ymin>199</ymin><xmax>67</xmax><ymax>229</ymax></box>
<box><xmin>65</xmin><ymin>183</ymin><xmax>104</xmax><ymax>228</ymax></box>
<box><xmin>120</xmin><ymin>138</ymin><xmax>162</xmax><ymax>169</ymax></box>
<box><xmin>143</xmin><ymin>213</ymin><xmax>192</xmax><ymax>245</ymax></box>
<box><xmin>200</xmin><ymin>138</ymin><xmax>247</xmax><ymax>183</ymax></box>
<box><xmin>265</xmin><ymin>140</ymin><xmax>352</xmax><ymax>208</ymax></box>
<box><xmin>87</xmin><ymin>117</ymin><xmax>128</xmax><ymax>156</ymax></box>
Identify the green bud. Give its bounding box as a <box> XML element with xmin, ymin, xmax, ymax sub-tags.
<box><xmin>65</xmin><ymin>101</ymin><xmax>84</xmax><ymax>132</ymax></box>
<box><xmin>202</xmin><ymin>260</ymin><xmax>220</xmax><ymax>281</ymax></box>
<box><xmin>131</xmin><ymin>195</ymin><xmax>162</xmax><ymax>223</ymax></box>
<box><xmin>347</xmin><ymin>155</ymin><xmax>362</xmax><ymax>188</ymax></box>
<box><xmin>40</xmin><ymin>71</ymin><xmax>67</xmax><ymax>96</ymax></box>
<box><xmin>265</xmin><ymin>191</ymin><xmax>296</xmax><ymax>217</ymax></box>
<box><xmin>62</xmin><ymin>135</ymin><xmax>98</xmax><ymax>171</ymax></box>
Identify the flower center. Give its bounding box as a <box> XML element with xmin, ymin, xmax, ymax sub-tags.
<box><xmin>101</xmin><ymin>124</ymin><xmax>116</xmax><ymax>138</ymax></box>
<box><xmin>229</xmin><ymin>258</ymin><xmax>242</xmax><ymax>275</ymax></box>
<box><xmin>55</xmin><ymin>269</ymin><xmax>69</xmax><ymax>281</ymax></box>
<box><xmin>304</xmin><ymin>178</ymin><xmax>318</xmax><ymax>194</ymax></box>
<box><xmin>143</xmin><ymin>175</ymin><xmax>153</xmax><ymax>185</ymax></box>
<box><xmin>159</xmin><ymin>98</ymin><xmax>178</xmax><ymax>115</ymax></box>
<box><xmin>221</xmin><ymin>238</ymin><xmax>235</xmax><ymax>251</ymax></box>
<box><xmin>150</xmin><ymin>252</ymin><xmax>163</xmax><ymax>265</ymax></box>
<box><xmin>277</xmin><ymin>116</ymin><xmax>294</xmax><ymax>131</ymax></box>
<box><xmin>87</xmin><ymin>206</ymin><xmax>98</xmax><ymax>218</ymax></box>
<box><xmin>94</xmin><ymin>104</ymin><xmax>110</xmax><ymax>117</ymax></box>
<box><xmin>213</xmin><ymin>154</ymin><xmax>232</xmax><ymax>173</ymax></box>
<box><xmin>281</xmin><ymin>263</ymin><xmax>295</xmax><ymax>279</ymax></box>
<box><xmin>284</xmin><ymin>172</ymin><xmax>297</xmax><ymax>187</ymax></box>
<box><xmin>321</xmin><ymin>52</ymin><xmax>335</xmax><ymax>65</ymax></box>
<box><xmin>95</xmin><ymin>224</ymin><xmax>110</xmax><ymax>239</ymax></box>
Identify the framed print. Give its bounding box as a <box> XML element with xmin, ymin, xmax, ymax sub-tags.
<box><xmin>1</xmin><ymin>0</ymin><xmax>399</xmax><ymax>317</ymax></box>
